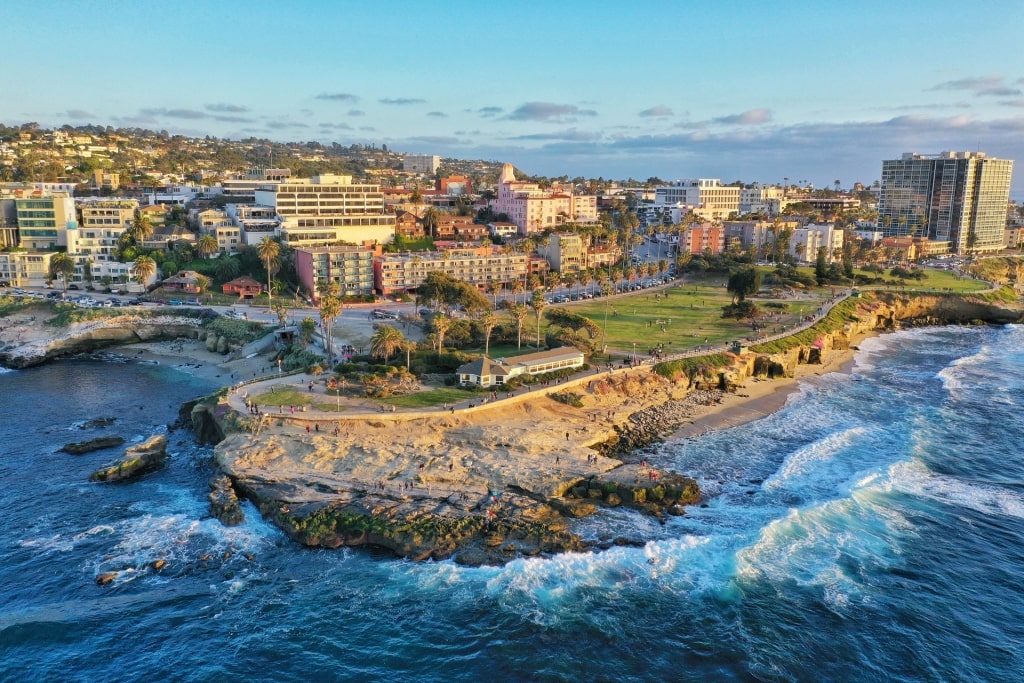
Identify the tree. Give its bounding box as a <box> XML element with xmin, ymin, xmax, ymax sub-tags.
<box><xmin>131</xmin><ymin>211</ymin><xmax>154</xmax><ymax>245</ymax></box>
<box><xmin>194</xmin><ymin>273</ymin><xmax>211</xmax><ymax>294</ymax></box>
<box><xmin>530</xmin><ymin>289</ymin><xmax>547</xmax><ymax>348</ymax></box>
<box><xmin>480</xmin><ymin>311</ymin><xmax>498</xmax><ymax>356</ymax></box>
<box><xmin>814</xmin><ymin>247</ymin><xmax>828</xmax><ymax>284</ymax></box>
<box><xmin>370</xmin><ymin>325</ymin><xmax>406</xmax><ymax>362</ymax></box>
<box><xmin>726</xmin><ymin>267</ymin><xmax>761</xmax><ymax>303</ymax></box>
<box><xmin>256</xmin><ymin>236</ymin><xmax>280</xmax><ymax>309</ymax></box>
<box><xmin>197</xmin><ymin>234</ymin><xmax>219</xmax><ymax>259</ymax></box>
<box><xmin>49</xmin><ymin>252</ymin><xmax>75</xmax><ymax>296</ymax></box>
<box><xmin>299</xmin><ymin>317</ymin><xmax>316</xmax><ymax>346</ymax></box>
<box><xmin>432</xmin><ymin>313</ymin><xmax>451</xmax><ymax>358</ymax></box>
<box><xmin>133</xmin><ymin>254</ymin><xmax>157</xmax><ymax>290</ymax></box>
<box><xmin>509</xmin><ymin>303</ymin><xmax>528</xmax><ymax>350</ymax></box>
<box><xmin>318</xmin><ymin>281</ymin><xmax>342</xmax><ymax>360</ymax></box>
<box><xmin>215</xmin><ymin>258</ymin><xmax>240</xmax><ymax>282</ymax></box>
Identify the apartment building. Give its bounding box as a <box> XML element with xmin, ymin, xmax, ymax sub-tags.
<box><xmin>491</xmin><ymin>164</ymin><xmax>598</xmax><ymax>234</ymax></box>
<box><xmin>678</xmin><ymin>222</ymin><xmax>726</xmax><ymax>255</ymax></box>
<box><xmin>541</xmin><ymin>233</ymin><xmax>585</xmax><ymax>273</ymax></box>
<box><xmin>374</xmin><ymin>246</ymin><xmax>529</xmax><ymax>295</ymax></box>
<box><xmin>294</xmin><ymin>245</ymin><xmax>378</xmax><ymax>298</ymax></box>
<box><xmin>789</xmin><ymin>224</ymin><xmax>844</xmax><ymax>263</ymax></box>
<box><xmin>655</xmin><ymin>179</ymin><xmax>740</xmax><ymax>220</ymax></box>
<box><xmin>722</xmin><ymin>220</ymin><xmax>798</xmax><ymax>252</ymax></box>
<box><xmin>226</xmin><ymin>204</ymin><xmax>280</xmax><ymax>245</ymax></box>
<box><xmin>15</xmin><ymin>191</ymin><xmax>76</xmax><ymax>250</ymax></box>
<box><xmin>255</xmin><ymin>174</ymin><xmax>396</xmax><ymax>248</ymax></box>
<box><xmin>878</xmin><ymin>151</ymin><xmax>1014</xmax><ymax>254</ymax></box>
<box><xmin>403</xmin><ymin>155</ymin><xmax>441</xmax><ymax>174</ymax></box>
<box><xmin>739</xmin><ymin>184</ymin><xmax>785</xmax><ymax>215</ymax></box>
<box><xmin>0</xmin><ymin>250</ymin><xmax>53</xmax><ymax>287</ymax></box>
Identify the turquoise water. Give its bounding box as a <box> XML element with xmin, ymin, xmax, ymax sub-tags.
<box><xmin>2</xmin><ymin>327</ymin><xmax>1024</xmax><ymax>681</ymax></box>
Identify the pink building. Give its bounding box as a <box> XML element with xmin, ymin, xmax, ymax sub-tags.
<box><xmin>490</xmin><ymin>164</ymin><xmax>598</xmax><ymax>235</ymax></box>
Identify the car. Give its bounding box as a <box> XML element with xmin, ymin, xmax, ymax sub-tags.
<box><xmin>68</xmin><ymin>283</ymin><xmax>80</xmax><ymax>290</ymax></box>
<box><xmin>185</xmin><ymin>298</ymin><xmax>201</xmax><ymax>306</ymax></box>
<box><xmin>169</xmin><ymin>299</ymin><xmax>183</xmax><ymax>306</ymax></box>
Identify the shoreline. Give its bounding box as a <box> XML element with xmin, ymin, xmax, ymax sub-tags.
<box><xmin>671</xmin><ymin>333</ymin><xmax>872</xmax><ymax>439</ymax></box>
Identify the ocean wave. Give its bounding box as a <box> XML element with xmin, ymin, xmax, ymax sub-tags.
<box><xmin>870</xmin><ymin>460</ymin><xmax>1024</xmax><ymax>520</ymax></box>
<box><xmin>763</xmin><ymin>427</ymin><xmax>868</xmax><ymax>491</ymax></box>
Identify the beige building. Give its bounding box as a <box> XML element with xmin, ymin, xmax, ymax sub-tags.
<box><xmin>255</xmin><ymin>174</ymin><xmax>396</xmax><ymax>248</ymax></box>
<box><xmin>655</xmin><ymin>179</ymin><xmax>740</xmax><ymax>220</ymax></box>
<box><xmin>375</xmin><ymin>246</ymin><xmax>529</xmax><ymax>295</ymax></box>
<box><xmin>0</xmin><ymin>250</ymin><xmax>53</xmax><ymax>287</ymax></box>
<box><xmin>542</xmin><ymin>233</ymin><xmax>585</xmax><ymax>273</ymax></box>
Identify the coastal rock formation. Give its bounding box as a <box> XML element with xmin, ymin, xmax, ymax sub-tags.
<box><xmin>206</xmin><ymin>371</ymin><xmax>707</xmax><ymax>564</ymax></box>
<box><xmin>208</xmin><ymin>475</ymin><xmax>245</xmax><ymax>526</ymax></box>
<box><xmin>89</xmin><ymin>434</ymin><xmax>168</xmax><ymax>482</ymax></box>
<box><xmin>61</xmin><ymin>436</ymin><xmax>125</xmax><ymax>455</ymax></box>
<box><xmin>0</xmin><ymin>312</ymin><xmax>206</xmax><ymax>369</ymax></box>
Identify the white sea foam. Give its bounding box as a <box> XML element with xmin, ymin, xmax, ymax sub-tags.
<box><xmin>872</xmin><ymin>459</ymin><xmax>1024</xmax><ymax>520</ymax></box>
<box><xmin>763</xmin><ymin>427</ymin><xmax>868</xmax><ymax>490</ymax></box>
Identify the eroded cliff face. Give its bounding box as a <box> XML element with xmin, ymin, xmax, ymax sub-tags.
<box><xmin>755</xmin><ymin>292</ymin><xmax>1024</xmax><ymax>380</ymax></box>
<box><xmin>0</xmin><ymin>314</ymin><xmax>208</xmax><ymax>368</ymax></box>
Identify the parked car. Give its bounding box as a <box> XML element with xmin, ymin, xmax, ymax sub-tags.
<box><xmin>169</xmin><ymin>299</ymin><xmax>183</xmax><ymax>306</ymax></box>
<box><xmin>68</xmin><ymin>283</ymin><xmax>80</xmax><ymax>290</ymax></box>
<box><xmin>185</xmin><ymin>298</ymin><xmax>201</xmax><ymax>306</ymax></box>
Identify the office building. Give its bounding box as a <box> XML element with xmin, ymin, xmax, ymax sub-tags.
<box><xmin>655</xmin><ymin>180</ymin><xmax>740</xmax><ymax>221</ymax></box>
<box><xmin>878</xmin><ymin>151</ymin><xmax>1013</xmax><ymax>254</ymax></box>
<box><xmin>403</xmin><ymin>155</ymin><xmax>441</xmax><ymax>174</ymax></box>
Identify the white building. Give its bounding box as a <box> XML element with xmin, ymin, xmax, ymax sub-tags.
<box><xmin>255</xmin><ymin>174</ymin><xmax>396</xmax><ymax>248</ymax></box>
<box><xmin>403</xmin><ymin>155</ymin><xmax>441</xmax><ymax>174</ymax></box>
<box><xmin>655</xmin><ymin>179</ymin><xmax>740</xmax><ymax>220</ymax></box>
<box><xmin>739</xmin><ymin>184</ymin><xmax>785</xmax><ymax>215</ymax></box>
<box><xmin>789</xmin><ymin>224</ymin><xmax>844</xmax><ymax>263</ymax></box>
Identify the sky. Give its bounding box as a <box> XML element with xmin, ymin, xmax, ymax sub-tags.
<box><xmin>4</xmin><ymin>0</ymin><xmax>1024</xmax><ymax>198</ymax></box>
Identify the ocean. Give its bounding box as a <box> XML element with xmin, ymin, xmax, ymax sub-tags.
<box><xmin>2</xmin><ymin>325</ymin><xmax>1024</xmax><ymax>682</ymax></box>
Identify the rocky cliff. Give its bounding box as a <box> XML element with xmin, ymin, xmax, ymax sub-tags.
<box><xmin>0</xmin><ymin>313</ymin><xmax>211</xmax><ymax>369</ymax></box>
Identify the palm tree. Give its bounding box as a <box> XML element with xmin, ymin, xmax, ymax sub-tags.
<box><xmin>131</xmin><ymin>211</ymin><xmax>154</xmax><ymax>246</ymax></box>
<box><xmin>49</xmin><ymin>252</ymin><xmax>75</xmax><ymax>296</ymax></box>
<box><xmin>318</xmin><ymin>294</ymin><xmax>341</xmax><ymax>361</ymax></box>
<box><xmin>132</xmin><ymin>254</ymin><xmax>156</xmax><ymax>290</ymax></box>
<box><xmin>480</xmin><ymin>311</ymin><xmax>498</xmax><ymax>356</ymax></box>
<box><xmin>509</xmin><ymin>303</ymin><xmax>528</xmax><ymax>350</ymax></box>
<box><xmin>197</xmin><ymin>234</ymin><xmax>218</xmax><ymax>259</ymax></box>
<box><xmin>370</xmin><ymin>325</ymin><xmax>406</xmax><ymax>363</ymax></box>
<box><xmin>432</xmin><ymin>313</ymin><xmax>451</xmax><ymax>358</ymax></box>
<box><xmin>256</xmin><ymin>236</ymin><xmax>280</xmax><ymax>309</ymax></box>
<box><xmin>530</xmin><ymin>289</ymin><xmax>547</xmax><ymax>349</ymax></box>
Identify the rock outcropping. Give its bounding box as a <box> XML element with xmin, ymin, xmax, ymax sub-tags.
<box><xmin>61</xmin><ymin>436</ymin><xmax>125</xmax><ymax>455</ymax></box>
<box><xmin>89</xmin><ymin>434</ymin><xmax>168</xmax><ymax>482</ymax></box>
<box><xmin>0</xmin><ymin>313</ymin><xmax>208</xmax><ymax>369</ymax></box>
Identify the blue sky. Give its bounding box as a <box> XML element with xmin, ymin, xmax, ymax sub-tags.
<box><xmin>4</xmin><ymin>1</ymin><xmax>1024</xmax><ymax>197</ymax></box>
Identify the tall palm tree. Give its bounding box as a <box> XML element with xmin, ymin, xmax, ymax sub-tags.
<box><xmin>530</xmin><ymin>289</ymin><xmax>547</xmax><ymax>349</ymax></box>
<box><xmin>318</xmin><ymin>294</ymin><xmax>341</xmax><ymax>361</ymax></box>
<box><xmin>256</xmin><ymin>236</ymin><xmax>280</xmax><ymax>309</ymax></box>
<box><xmin>509</xmin><ymin>303</ymin><xmax>528</xmax><ymax>350</ymax></box>
<box><xmin>510</xmin><ymin>278</ymin><xmax>525</xmax><ymax>306</ymax></box>
<box><xmin>370</xmin><ymin>325</ymin><xmax>406</xmax><ymax>363</ymax></box>
<box><xmin>49</xmin><ymin>252</ymin><xmax>75</xmax><ymax>296</ymax></box>
<box><xmin>432</xmin><ymin>313</ymin><xmax>451</xmax><ymax>358</ymax></box>
<box><xmin>480</xmin><ymin>311</ymin><xmax>498</xmax><ymax>356</ymax></box>
<box><xmin>197</xmin><ymin>234</ymin><xmax>218</xmax><ymax>259</ymax></box>
<box><xmin>132</xmin><ymin>254</ymin><xmax>156</xmax><ymax>290</ymax></box>
<box><xmin>131</xmin><ymin>211</ymin><xmax>154</xmax><ymax>246</ymax></box>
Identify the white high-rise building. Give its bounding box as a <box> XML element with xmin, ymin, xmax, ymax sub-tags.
<box><xmin>255</xmin><ymin>174</ymin><xmax>396</xmax><ymax>248</ymax></box>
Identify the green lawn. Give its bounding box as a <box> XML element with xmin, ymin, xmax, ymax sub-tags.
<box><xmin>376</xmin><ymin>387</ymin><xmax>470</xmax><ymax>408</ymax></box>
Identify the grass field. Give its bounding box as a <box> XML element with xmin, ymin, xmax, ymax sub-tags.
<box><xmin>249</xmin><ymin>386</ymin><xmax>346</xmax><ymax>413</ymax></box>
<box><xmin>376</xmin><ymin>387</ymin><xmax>470</xmax><ymax>408</ymax></box>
